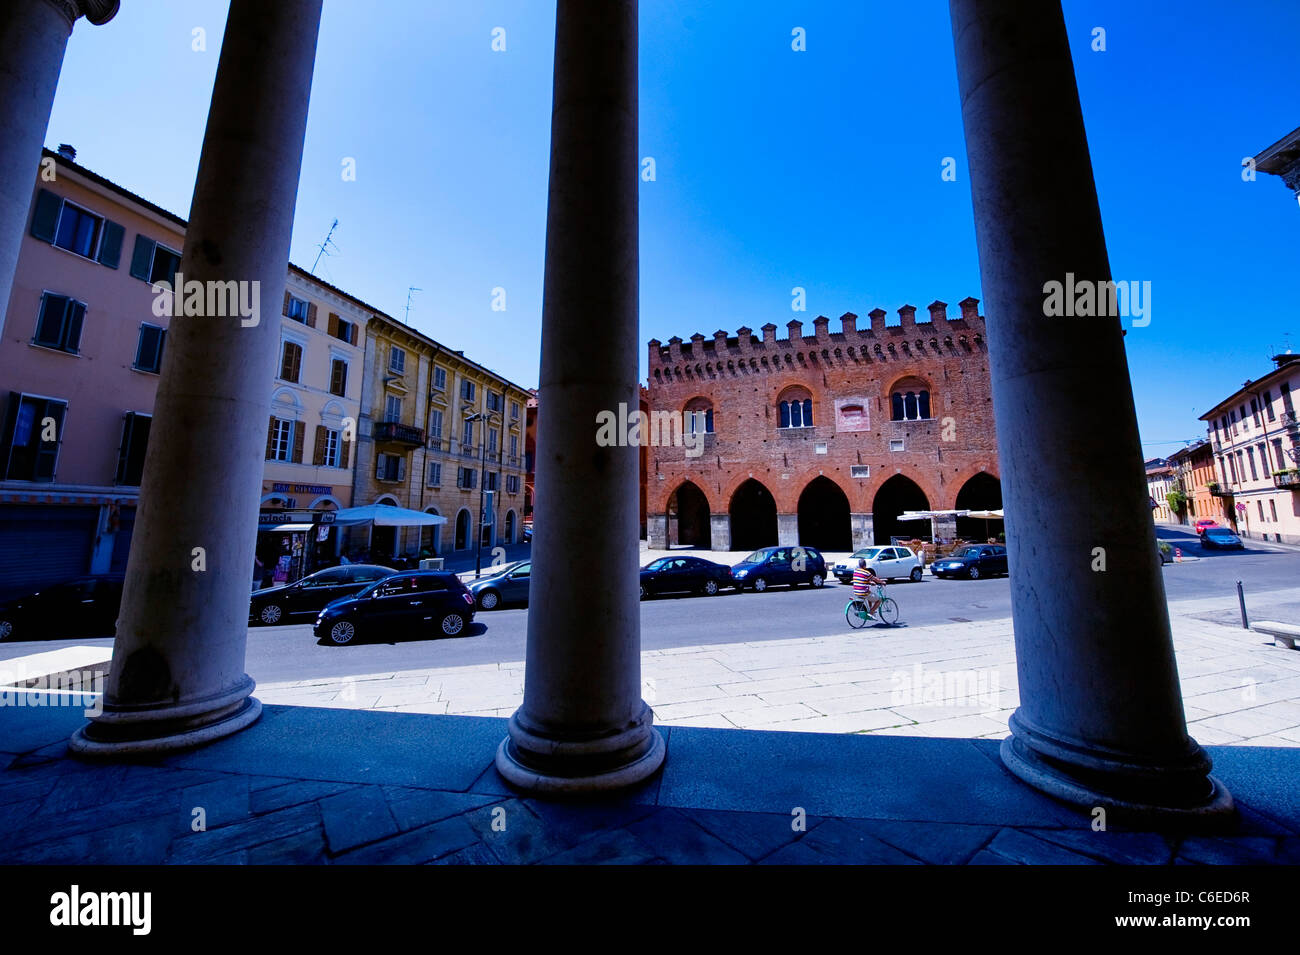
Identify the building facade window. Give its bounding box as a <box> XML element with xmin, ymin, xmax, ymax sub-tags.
<box><xmin>1264</xmin><ymin>391</ymin><xmax>1275</xmax><ymax>422</ymax></box>
<box><xmin>487</xmin><ymin>390</ymin><xmax>503</xmax><ymax>413</ymax></box>
<box><xmin>488</xmin><ymin>428</ymin><xmax>498</xmax><ymax>453</ymax></box>
<box><xmin>684</xmin><ymin>397</ymin><xmax>714</xmax><ymax>434</ymax></box>
<box><xmin>457</xmin><ymin>466</ymin><xmax>477</xmax><ymax>489</ymax></box>
<box><xmin>430</xmin><ymin>409</ymin><xmax>444</xmax><ymax>440</ymax></box>
<box><xmin>433</xmin><ymin>366</ymin><xmax>447</xmax><ymax>391</ymax></box>
<box><xmin>33</xmin><ymin>293</ymin><xmax>86</xmax><ymax>354</ymax></box>
<box><xmin>375</xmin><ymin>452</ymin><xmax>405</xmax><ymax>482</ymax></box>
<box><xmin>3</xmin><ymin>394</ymin><xmax>66</xmax><ymax>481</ymax></box>
<box><xmin>890</xmin><ymin>378</ymin><xmax>932</xmax><ymax>421</ymax></box>
<box><xmin>1270</xmin><ymin>499</ymin><xmax>1278</xmax><ymax>521</ymax></box>
<box><xmin>148</xmin><ymin>245</ymin><xmax>182</xmax><ymax>287</ymax></box>
<box><xmin>777</xmin><ymin>390</ymin><xmax>813</xmax><ymax>429</ymax></box>
<box><xmin>279</xmin><ymin>341</ymin><xmax>303</xmax><ymax>383</ymax></box>
<box><xmin>509</xmin><ymin>433</ymin><xmax>518</xmax><ymax>457</ymax></box>
<box><xmin>329</xmin><ymin>358</ymin><xmax>348</xmax><ymax>397</ymax></box>
<box><xmin>461</xmin><ymin>379</ymin><xmax>476</xmax><ymax>403</ymax></box>
<box><xmin>510</xmin><ymin>400</ymin><xmax>520</xmax><ymax>420</ymax></box>
<box><xmin>506</xmin><ymin>474</ymin><xmax>520</xmax><ymax>494</ymax></box>
<box><xmin>1247</xmin><ymin>447</ymin><xmax>1258</xmax><ymax>481</ymax></box>
<box><xmin>890</xmin><ymin>438</ymin><xmax>905</xmax><ymax>452</ymax></box>
<box><xmin>462</xmin><ymin>418</ymin><xmax>474</xmax><ymax>448</ymax></box>
<box><xmin>486</xmin><ymin>471</ymin><xmax>499</xmax><ymax>492</ymax></box>
<box><xmin>115</xmin><ymin>412</ymin><xmax>151</xmax><ymax>485</ymax></box>
<box><xmin>268</xmin><ymin>418</ymin><xmax>294</xmax><ymax>461</ymax></box>
<box><xmin>389</xmin><ymin>345</ymin><xmax>406</xmax><ymax>374</ymax></box>
<box><xmin>286</xmin><ymin>295</ymin><xmax>310</xmax><ymax>324</ymax></box>
<box><xmin>385</xmin><ymin>394</ymin><xmax>402</xmax><ymax>423</ymax></box>
<box><xmin>134</xmin><ymin>323</ymin><xmax>166</xmax><ymax>373</ymax></box>
<box><xmin>429</xmin><ymin>461</ymin><xmax>442</xmax><ymax>486</ymax></box>
<box><xmin>314</xmin><ymin>427</ymin><xmax>340</xmax><ymax>468</ymax></box>
<box><xmin>53</xmin><ymin>201</ymin><xmax>103</xmax><ymax>258</ymax></box>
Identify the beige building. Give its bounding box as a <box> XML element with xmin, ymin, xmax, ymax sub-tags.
<box><xmin>1200</xmin><ymin>352</ymin><xmax>1300</xmax><ymax>544</ymax></box>
<box><xmin>353</xmin><ymin>313</ymin><xmax>530</xmax><ymax>560</ymax></box>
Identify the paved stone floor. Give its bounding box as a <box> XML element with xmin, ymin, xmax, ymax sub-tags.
<box><xmin>250</xmin><ymin>602</ymin><xmax>1300</xmax><ymax>747</ymax></box>
<box><xmin>2</xmin><ymin>698</ymin><xmax>1298</xmax><ymax>865</ymax></box>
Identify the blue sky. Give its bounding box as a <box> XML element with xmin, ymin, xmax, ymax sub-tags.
<box><xmin>49</xmin><ymin>0</ymin><xmax>1298</xmax><ymax>453</ymax></box>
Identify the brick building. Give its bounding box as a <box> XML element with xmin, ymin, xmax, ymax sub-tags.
<box><xmin>644</xmin><ymin>298</ymin><xmax>1001</xmax><ymax>552</ymax></box>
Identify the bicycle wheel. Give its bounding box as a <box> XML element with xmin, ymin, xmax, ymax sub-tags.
<box><xmin>877</xmin><ymin>597</ymin><xmax>900</xmax><ymax>626</ymax></box>
<box><xmin>845</xmin><ymin>601</ymin><xmax>868</xmax><ymax>629</ymax></box>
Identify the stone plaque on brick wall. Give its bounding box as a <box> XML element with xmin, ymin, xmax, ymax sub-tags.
<box><xmin>835</xmin><ymin>398</ymin><xmax>871</xmax><ymax>432</ymax></box>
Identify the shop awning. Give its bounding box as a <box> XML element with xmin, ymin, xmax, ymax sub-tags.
<box><xmin>331</xmin><ymin>504</ymin><xmax>448</xmax><ymax>527</ymax></box>
<box><xmin>260</xmin><ymin>522</ymin><xmax>314</xmax><ymax>532</ymax></box>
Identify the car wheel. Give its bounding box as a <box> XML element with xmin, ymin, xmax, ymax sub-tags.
<box><xmin>810</xmin><ymin>573</ymin><xmax>824</xmax><ymax>588</ymax></box>
<box><xmin>639</xmin><ymin>584</ymin><xmax>647</xmax><ymax>598</ymax></box>
<box><xmin>703</xmin><ymin>579</ymin><xmax>720</xmax><ymax>596</ymax></box>
<box><xmin>259</xmin><ymin>604</ymin><xmax>284</xmax><ymax>625</ymax></box>
<box><xmin>440</xmin><ymin>612</ymin><xmax>467</xmax><ymax>637</ymax></box>
<box><xmin>0</xmin><ymin>619</ymin><xmax>14</xmax><ymax>641</ymax></box>
<box><xmin>910</xmin><ymin>566</ymin><xmax>923</xmax><ymax>582</ymax></box>
<box><xmin>969</xmin><ymin>566</ymin><xmax>981</xmax><ymax>580</ymax></box>
<box><xmin>328</xmin><ymin>621</ymin><xmax>356</xmax><ymax>645</ymax></box>
<box><xmin>478</xmin><ymin>589</ymin><xmax>500</xmax><ymax>610</ymax></box>
<box><xmin>752</xmin><ymin>577</ymin><xmax>768</xmax><ymax>593</ymax></box>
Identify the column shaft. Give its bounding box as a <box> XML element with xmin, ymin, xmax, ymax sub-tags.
<box><xmin>71</xmin><ymin>0</ymin><xmax>322</xmax><ymax>754</ymax></box>
<box><xmin>497</xmin><ymin>0</ymin><xmax>663</xmax><ymax>792</ymax></box>
<box><xmin>949</xmin><ymin>0</ymin><xmax>1229</xmax><ymax>819</ymax></box>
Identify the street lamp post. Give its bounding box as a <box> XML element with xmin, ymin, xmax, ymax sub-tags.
<box><xmin>466</xmin><ymin>409</ymin><xmax>498</xmax><ymax>578</ymax></box>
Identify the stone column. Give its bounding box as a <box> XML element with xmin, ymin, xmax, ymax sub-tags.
<box><xmin>0</xmin><ymin>0</ymin><xmax>118</xmax><ymax>334</ymax></box>
<box><xmin>71</xmin><ymin>0</ymin><xmax>322</xmax><ymax>755</ymax></box>
<box><xmin>949</xmin><ymin>0</ymin><xmax>1230</xmax><ymax>820</ymax></box>
<box><xmin>497</xmin><ymin>0</ymin><xmax>664</xmax><ymax>793</ymax></box>
<box><xmin>646</xmin><ymin>513</ymin><xmax>668</xmax><ymax>549</ymax></box>
<box><xmin>709</xmin><ymin>513</ymin><xmax>732</xmax><ymax>551</ymax></box>
<box><xmin>776</xmin><ymin>513</ymin><xmax>799</xmax><ymax>546</ymax></box>
<box><xmin>850</xmin><ymin>512</ymin><xmax>873</xmax><ymax>549</ymax></box>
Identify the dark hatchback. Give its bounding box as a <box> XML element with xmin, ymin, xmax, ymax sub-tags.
<box><xmin>931</xmin><ymin>544</ymin><xmax>1008</xmax><ymax>579</ymax></box>
<box><xmin>250</xmin><ymin>564</ymin><xmax>397</xmax><ymax>626</ymax></box>
<box><xmin>1200</xmin><ymin>527</ymin><xmax>1244</xmax><ymax>550</ymax></box>
<box><xmin>731</xmin><ymin>546</ymin><xmax>827</xmax><ymax>592</ymax></box>
<box><xmin>468</xmin><ymin>560</ymin><xmax>531</xmax><ymax>610</ymax></box>
<box><xmin>640</xmin><ymin>556</ymin><xmax>734</xmax><ymax>598</ymax></box>
<box><xmin>0</xmin><ymin>575</ymin><xmax>124</xmax><ymax>642</ymax></box>
<box><xmin>313</xmin><ymin>571</ymin><xmax>476</xmax><ymax>645</ymax></box>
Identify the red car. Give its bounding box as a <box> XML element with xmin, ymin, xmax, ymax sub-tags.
<box><xmin>1194</xmin><ymin>519</ymin><xmax>1220</xmax><ymax>536</ymax></box>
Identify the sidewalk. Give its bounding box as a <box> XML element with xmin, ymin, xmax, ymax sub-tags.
<box><xmin>254</xmin><ymin>589</ymin><xmax>1300</xmax><ymax>748</ymax></box>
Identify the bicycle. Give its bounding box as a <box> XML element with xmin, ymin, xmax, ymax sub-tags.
<box><xmin>845</xmin><ymin>584</ymin><xmax>899</xmax><ymax>628</ymax></box>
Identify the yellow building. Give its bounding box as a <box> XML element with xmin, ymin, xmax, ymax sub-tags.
<box><xmin>353</xmin><ymin>313</ymin><xmax>530</xmax><ymax>560</ymax></box>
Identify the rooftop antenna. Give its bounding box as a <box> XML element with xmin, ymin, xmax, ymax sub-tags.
<box><xmin>310</xmin><ymin>218</ymin><xmax>339</xmax><ymax>275</ymax></box>
<box><xmin>404</xmin><ymin>287</ymin><xmax>422</xmax><ymax>324</ymax></box>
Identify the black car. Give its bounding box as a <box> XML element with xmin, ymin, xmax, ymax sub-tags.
<box><xmin>313</xmin><ymin>571</ymin><xmax>476</xmax><ymax>645</ymax></box>
<box><xmin>731</xmin><ymin>546</ymin><xmax>827</xmax><ymax>592</ymax></box>
<box><xmin>0</xmin><ymin>575</ymin><xmax>124</xmax><ymax>642</ymax></box>
<box><xmin>1200</xmin><ymin>527</ymin><xmax>1244</xmax><ymax>550</ymax></box>
<box><xmin>640</xmin><ymin>556</ymin><xmax>734</xmax><ymax>598</ymax></box>
<box><xmin>468</xmin><ymin>560</ymin><xmax>532</xmax><ymax>609</ymax></box>
<box><xmin>930</xmin><ymin>544</ymin><xmax>1008</xmax><ymax>579</ymax></box>
<box><xmin>250</xmin><ymin>564</ymin><xmax>397</xmax><ymax>625</ymax></box>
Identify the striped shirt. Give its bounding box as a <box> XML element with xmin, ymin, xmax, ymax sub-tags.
<box><xmin>852</xmin><ymin>566</ymin><xmax>872</xmax><ymax>598</ymax></box>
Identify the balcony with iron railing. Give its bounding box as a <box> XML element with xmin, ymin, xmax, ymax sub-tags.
<box><xmin>374</xmin><ymin>420</ymin><xmax>424</xmax><ymax>446</ymax></box>
<box><xmin>1273</xmin><ymin>470</ymin><xmax>1300</xmax><ymax>490</ymax></box>
<box><xmin>1207</xmin><ymin>482</ymin><xmax>1234</xmax><ymax>497</ymax></box>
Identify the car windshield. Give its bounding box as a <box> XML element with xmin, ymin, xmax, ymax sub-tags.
<box><xmin>958</xmin><ymin>547</ymin><xmax>983</xmax><ymax>558</ymax></box>
<box><xmin>852</xmin><ymin>548</ymin><xmax>883</xmax><ymax>560</ymax></box>
<box><xmin>1207</xmin><ymin>529</ymin><xmax>1234</xmax><ymax>538</ymax></box>
<box><xmin>740</xmin><ymin>550</ymin><xmax>771</xmax><ymax>563</ymax></box>
<box><xmin>645</xmin><ymin>558</ymin><xmax>671</xmax><ymax>571</ymax></box>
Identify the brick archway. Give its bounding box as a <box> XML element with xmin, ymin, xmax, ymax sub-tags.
<box><xmin>729</xmin><ymin>478</ymin><xmax>778</xmax><ymax>552</ymax></box>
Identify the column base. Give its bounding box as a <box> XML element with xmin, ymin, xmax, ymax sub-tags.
<box><xmin>496</xmin><ymin>702</ymin><xmax>666</xmax><ymax>795</ymax></box>
<box><xmin>69</xmin><ymin>679</ymin><xmax>262</xmax><ymax>757</ymax></box>
<box><xmin>1000</xmin><ymin>712</ymin><xmax>1235</xmax><ymax>828</ymax></box>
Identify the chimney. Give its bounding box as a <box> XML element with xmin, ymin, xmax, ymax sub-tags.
<box><xmin>689</xmin><ymin>332</ymin><xmax>705</xmax><ymax>356</ymax></box>
<box><xmin>812</xmin><ymin>314</ymin><xmax>830</xmax><ymax>342</ymax></box>
<box><xmin>667</xmin><ymin>335</ymin><xmax>682</xmax><ymax>361</ymax></box>
<box><xmin>898</xmin><ymin>304</ymin><xmax>917</xmax><ymax>329</ymax></box>
<box><xmin>958</xmin><ymin>296</ymin><xmax>980</xmax><ymax>322</ymax></box>
<box><xmin>647</xmin><ymin>338</ymin><xmax>662</xmax><ymax>367</ymax></box>
<box><xmin>787</xmin><ymin>318</ymin><xmax>803</xmax><ymax>346</ymax></box>
<box><xmin>868</xmin><ymin>308</ymin><xmax>887</xmax><ymax>335</ymax></box>
<box><xmin>713</xmin><ymin>329</ymin><xmax>729</xmax><ymax>353</ymax></box>
<box><xmin>760</xmin><ymin>322</ymin><xmax>777</xmax><ymax>345</ymax></box>
<box><xmin>927</xmin><ymin>300</ymin><xmax>947</xmax><ymax>324</ymax></box>
<box><xmin>57</xmin><ymin>144</ymin><xmax>76</xmax><ymax>161</ymax></box>
<box><xmin>839</xmin><ymin>311</ymin><xmax>858</xmax><ymax>336</ymax></box>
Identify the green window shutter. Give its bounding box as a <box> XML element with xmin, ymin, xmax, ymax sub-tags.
<box><xmin>97</xmin><ymin>220</ymin><xmax>125</xmax><ymax>268</ymax></box>
<box><xmin>30</xmin><ymin>189</ymin><xmax>62</xmax><ymax>242</ymax></box>
<box><xmin>313</xmin><ymin>425</ymin><xmax>327</xmax><ymax>466</ymax></box>
<box><xmin>266</xmin><ymin>416</ymin><xmax>277</xmax><ymax>460</ymax></box>
<box><xmin>129</xmin><ymin>235</ymin><xmax>156</xmax><ymax>281</ymax></box>
<box><xmin>63</xmin><ymin>301</ymin><xmax>85</xmax><ymax>354</ymax></box>
<box><xmin>340</xmin><ymin>439</ymin><xmax>351</xmax><ymax>469</ymax></box>
<box><xmin>306</xmin><ymin>303</ymin><xmax>317</xmax><ymax>328</ymax></box>
<box><xmin>291</xmin><ymin>422</ymin><xmax>304</xmax><ymax>463</ymax></box>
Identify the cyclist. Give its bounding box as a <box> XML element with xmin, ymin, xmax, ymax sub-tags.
<box><xmin>851</xmin><ymin>558</ymin><xmax>886</xmax><ymax>620</ymax></box>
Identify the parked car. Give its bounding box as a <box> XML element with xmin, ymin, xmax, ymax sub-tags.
<box><xmin>250</xmin><ymin>564</ymin><xmax>397</xmax><ymax>626</ymax></box>
<box><xmin>313</xmin><ymin>571</ymin><xmax>475</xmax><ymax>645</ymax></box>
<box><xmin>522</xmin><ymin>524</ymin><xmax>533</xmax><ymax>543</ymax></box>
<box><xmin>930</xmin><ymin>544</ymin><xmax>1008</xmax><ymax>579</ymax></box>
<box><xmin>0</xmin><ymin>575</ymin><xmax>124</xmax><ymax>642</ymax></box>
<box><xmin>832</xmin><ymin>546</ymin><xmax>923</xmax><ymax>583</ymax></box>
<box><xmin>640</xmin><ymin>556</ymin><xmax>734</xmax><ymax>598</ymax></box>
<box><xmin>1200</xmin><ymin>527</ymin><xmax>1243</xmax><ymax>550</ymax></box>
<box><xmin>1193</xmin><ymin>519</ymin><xmax>1220</xmax><ymax>536</ymax></box>
<box><xmin>469</xmin><ymin>560</ymin><xmax>532</xmax><ymax>609</ymax></box>
<box><xmin>731</xmin><ymin>546</ymin><xmax>827</xmax><ymax>592</ymax></box>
